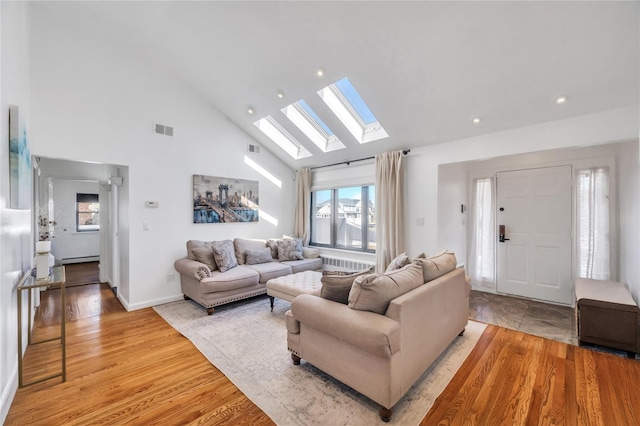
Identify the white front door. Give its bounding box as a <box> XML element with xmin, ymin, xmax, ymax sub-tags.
<box><xmin>496</xmin><ymin>166</ymin><xmax>572</xmax><ymax>305</ymax></box>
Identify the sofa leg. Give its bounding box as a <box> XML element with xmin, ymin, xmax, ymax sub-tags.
<box><xmin>269</xmin><ymin>296</ymin><xmax>275</xmax><ymax>312</ymax></box>
<box><xmin>291</xmin><ymin>354</ymin><xmax>301</xmax><ymax>365</ymax></box>
<box><xmin>206</xmin><ymin>307</ymin><xmax>214</xmax><ymax>315</ymax></box>
<box><xmin>183</xmin><ymin>294</ymin><xmax>190</xmax><ymax>300</ymax></box>
<box><xmin>459</xmin><ymin>328</ymin><xmax>465</xmax><ymax>336</ymax></box>
<box><xmin>379</xmin><ymin>406</ymin><xmax>392</xmax><ymax>422</ymax></box>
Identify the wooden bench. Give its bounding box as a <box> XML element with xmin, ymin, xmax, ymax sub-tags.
<box><xmin>575</xmin><ymin>277</ymin><xmax>639</xmax><ymax>357</ymax></box>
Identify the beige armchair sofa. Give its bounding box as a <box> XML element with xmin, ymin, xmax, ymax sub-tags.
<box><xmin>174</xmin><ymin>237</ymin><xmax>322</xmax><ymax>314</ymax></box>
<box><xmin>286</xmin><ymin>256</ymin><xmax>469</xmax><ymax>422</ymax></box>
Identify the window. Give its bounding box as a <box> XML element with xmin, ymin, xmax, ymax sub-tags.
<box><xmin>310</xmin><ymin>185</ymin><xmax>375</xmax><ymax>252</ymax></box>
<box><xmin>76</xmin><ymin>193</ymin><xmax>99</xmax><ymax>232</ymax></box>
<box><xmin>577</xmin><ymin>167</ymin><xmax>610</xmax><ymax>280</ymax></box>
<box><xmin>469</xmin><ymin>178</ymin><xmax>495</xmax><ymax>285</ymax></box>
<box><xmin>281</xmin><ymin>100</ymin><xmax>345</xmax><ymax>153</ymax></box>
<box><xmin>317</xmin><ymin>77</ymin><xmax>388</xmax><ymax>144</ymax></box>
<box><xmin>253</xmin><ymin>115</ymin><xmax>313</xmax><ymax>160</ymax></box>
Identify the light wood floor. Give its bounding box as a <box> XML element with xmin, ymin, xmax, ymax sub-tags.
<box><xmin>7</xmin><ymin>263</ymin><xmax>640</xmax><ymax>425</ymax></box>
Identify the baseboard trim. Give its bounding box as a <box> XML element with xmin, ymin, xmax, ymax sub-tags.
<box><xmin>1</xmin><ymin>365</ymin><xmax>18</xmax><ymax>424</ymax></box>
<box><xmin>120</xmin><ymin>294</ymin><xmax>184</xmax><ymax>312</ymax></box>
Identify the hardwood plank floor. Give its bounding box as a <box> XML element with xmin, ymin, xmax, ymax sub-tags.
<box><xmin>421</xmin><ymin>325</ymin><xmax>640</xmax><ymax>425</ymax></box>
<box><xmin>8</xmin><ymin>263</ymin><xmax>640</xmax><ymax>425</ymax></box>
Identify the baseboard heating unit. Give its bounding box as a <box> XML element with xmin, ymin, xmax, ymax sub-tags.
<box><xmin>321</xmin><ymin>255</ymin><xmax>375</xmax><ymax>272</ymax></box>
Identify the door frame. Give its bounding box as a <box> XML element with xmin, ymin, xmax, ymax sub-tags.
<box><xmin>467</xmin><ymin>155</ymin><xmax>618</xmax><ymax>305</ymax></box>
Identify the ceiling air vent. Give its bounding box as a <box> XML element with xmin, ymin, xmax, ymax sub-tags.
<box><xmin>248</xmin><ymin>144</ymin><xmax>261</xmax><ymax>154</ymax></box>
<box><xmin>153</xmin><ymin>122</ymin><xmax>174</xmax><ymax>137</ymax></box>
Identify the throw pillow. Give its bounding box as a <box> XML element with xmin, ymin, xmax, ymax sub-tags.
<box><xmin>212</xmin><ymin>240</ymin><xmax>238</xmax><ymax>273</ymax></box>
<box><xmin>245</xmin><ymin>247</ymin><xmax>274</xmax><ymax>265</ymax></box>
<box><xmin>186</xmin><ymin>240</ymin><xmax>217</xmax><ymax>271</ymax></box>
<box><xmin>412</xmin><ymin>250</ymin><xmax>457</xmax><ymax>283</ymax></box>
<box><xmin>348</xmin><ymin>263</ymin><xmax>424</xmax><ymax>314</ymax></box>
<box><xmin>385</xmin><ymin>252</ymin><xmax>410</xmax><ymax>273</ymax></box>
<box><xmin>277</xmin><ymin>239</ymin><xmax>304</xmax><ymax>261</ymax></box>
<box><xmin>233</xmin><ymin>238</ymin><xmax>267</xmax><ymax>265</ymax></box>
<box><xmin>190</xmin><ymin>245</ymin><xmax>217</xmax><ymax>272</ymax></box>
<box><xmin>321</xmin><ymin>266</ymin><xmax>375</xmax><ymax>304</ymax></box>
<box><xmin>267</xmin><ymin>239</ymin><xmax>281</xmax><ymax>259</ymax></box>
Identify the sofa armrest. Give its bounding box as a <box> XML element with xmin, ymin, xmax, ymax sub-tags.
<box><xmin>174</xmin><ymin>257</ymin><xmax>211</xmax><ymax>279</ymax></box>
<box><xmin>291</xmin><ymin>294</ymin><xmax>400</xmax><ymax>358</ymax></box>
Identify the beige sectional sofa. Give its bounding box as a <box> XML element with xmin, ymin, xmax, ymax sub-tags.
<box><xmin>286</xmin><ymin>252</ymin><xmax>469</xmax><ymax>421</ymax></box>
<box><xmin>174</xmin><ymin>237</ymin><xmax>322</xmax><ymax>314</ymax></box>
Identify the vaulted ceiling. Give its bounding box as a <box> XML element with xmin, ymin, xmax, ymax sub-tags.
<box><xmin>35</xmin><ymin>1</ymin><xmax>639</xmax><ymax>169</ymax></box>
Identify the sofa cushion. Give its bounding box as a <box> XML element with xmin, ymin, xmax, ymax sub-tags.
<box><xmin>199</xmin><ymin>266</ymin><xmax>260</xmax><ymax>293</ymax></box>
<box><xmin>348</xmin><ymin>263</ymin><xmax>424</xmax><ymax>314</ymax></box>
<box><xmin>245</xmin><ymin>247</ymin><xmax>273</xmax><ymax>265</ymax></box>
<box><xmin>413</xmin><ymin>251</ymin><xmax>457</xmax><ymax>283</ymax></box>
<box><xmin>321</xmin><ymin>267</ymin><xmax>375</xmax><ymax>304</ymax></box>
<box><xmin>278</xmin><ymin>239</ymin><xmax>304</xmax><ymax>261</ymax></box>
<box><xmin>243</xmin><ymin>262</ymin><xmax>292</xmax><ymax>283</ymax></box>
<box><xmin>191</xmin><ymin>245</ymin><xmax>217</xmax><ymax>272</ymax></box>
<box><xmin>234</xmin><ymin>238</ymin><xmax>267</xmax><ymax>265</ymax></box>
<box><xmin>281</xmin><ymin>257</ymin><xmax>323</xmax><ymax>274</ymax></box>
<box><xmin>186</xmin><ymin>240</ymin><xmax>217</xmax><ymax>271</ymax></box>
<box><xmin>212</xmin><ymin>240</ymin><xmax>238</xmax><ymax>272</ymax></box>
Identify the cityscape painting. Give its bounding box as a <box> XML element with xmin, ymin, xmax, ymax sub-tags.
<box><xmin>193</xmin><ymin>174</ymin><xmax>259</xmax><ymax>223</ymax></box>
<box><xmin>9</xmin><ymin>105</ymin><xmax>31</xmax><ymax>209</ymax></box>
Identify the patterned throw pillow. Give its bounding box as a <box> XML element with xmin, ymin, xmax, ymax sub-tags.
<box><xmin>320</xmin><ymin>266</ymin><xmax>375</xmax><ymax>304</ymax></box>
<box><xmin>385</xmin><ymin>252</ymin><xmax>410</xmax><ymax>273</ymax></box>
<box><xmin>245</xmin><ymin>248</ymin><xmax>274</xmax><ymax>265</ymax></box>
<box><xmin>277</xmin><ymin>239</ymin><xmax>304</xmax><ymax>261</ymax></box>
<box><xmin>267</xmin><ymin>239</ymin><xmax>281</xmax><ymax>259</ymax></box>
<box><xmin>212</xmin><ymin>240</ymin><xmax>238</xmax><ymax>272</ymax></box>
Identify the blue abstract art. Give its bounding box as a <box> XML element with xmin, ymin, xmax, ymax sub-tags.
<box><xmin>9</xmin><ymin>105</ymin><xmax>31</xmax><ymax>209</ymax></box>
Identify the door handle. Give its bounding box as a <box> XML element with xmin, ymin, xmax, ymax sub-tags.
<box><xmin>499</xmin><ymin>225</ymin><xmax>510</xmax><ymax>243</ymax></box>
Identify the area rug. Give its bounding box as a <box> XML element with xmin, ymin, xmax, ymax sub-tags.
<box><xmin>154</xmin><ymin>296</ymin><xmax>486</xmax><ymax>425</ymax></box>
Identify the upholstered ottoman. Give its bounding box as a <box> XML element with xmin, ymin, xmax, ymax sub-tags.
<box><xmin>266</xmin><ymin>270</ymin><xmax>322</xmax><ymax>311</ymax></box>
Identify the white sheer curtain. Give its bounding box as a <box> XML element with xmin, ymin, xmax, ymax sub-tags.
<box><xmin>468</xmin><ymin>177</ymin><xmax>495</xmax><ymax>287</ymax></box>
<box><xmin>294</xmin><ymin>168</ymin><xmax>312</xmax><ymax>245</ymax></box>
<box><xmin>375</xmin><ymin>151</ymin><xmax>405</xmax><ymax>272</ymax></box>
<box><xmin>577</xmin><ymin>167</ymin><xmax>610</xmax><ymax>280</ymax></box>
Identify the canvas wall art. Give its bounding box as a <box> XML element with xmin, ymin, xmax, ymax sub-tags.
<box><xmin>9</xmin><ymin>105</ymin><xmax>31</xmax><ymax>209</ymax></box>
<box><xmin>193</xmin><ymin>174</ymin><xmax>259</xmax><ymax>223</ymax></box>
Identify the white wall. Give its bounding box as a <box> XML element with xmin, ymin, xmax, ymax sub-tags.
<box><xmin>28</xmin><ymin>5</ymin><xmax>296</xmax><ymax>311</ymax></box>
<box><xmin>0</xmin><ymin>2</ymin><xmax>31</xmax><ymax>422</ymax></box>
<box><xmin>406</xmin><ymin>108</ymin><xmax>639</xmax><ymax>302</ymax></box>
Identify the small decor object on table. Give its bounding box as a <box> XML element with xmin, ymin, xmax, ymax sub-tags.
<box><xmin>35</xmin><ymin>241</ymin><xmax>52</xmax><ymax>279</ymax></box>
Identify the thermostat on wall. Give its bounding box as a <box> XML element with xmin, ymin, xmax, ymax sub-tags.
<box><xmin>145</xmin><ymin>201</ymin><xmax>159</xmax><ymax>208</ymax></box>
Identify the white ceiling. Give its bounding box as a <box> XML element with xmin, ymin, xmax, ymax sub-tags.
<box><xmin>36</xmin><ymin>1</ymin><xmax>639</xmax><ymax>169</ymax></box>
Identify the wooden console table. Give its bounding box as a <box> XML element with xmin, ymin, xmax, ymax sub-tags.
<box><xmin>17</xmin><ymin>265</ymin><xmax>66</xmax><ymax>387</ymax></box>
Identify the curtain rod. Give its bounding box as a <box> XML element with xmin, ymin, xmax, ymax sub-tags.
<box><xmin>310</xmin><ymin>149</ymin><xmax>410</xmax><ymax>170</ymax></box>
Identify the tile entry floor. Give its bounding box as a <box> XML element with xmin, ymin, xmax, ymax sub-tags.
<box><xmin>470</xmin><ymin>290</ymin><xmax>640</xmax><ymax>360</ymax></box>
<box><xmin>469</xmin><ymin>290</ymin><xmax>577</xmax><ymax>345</ymax></box>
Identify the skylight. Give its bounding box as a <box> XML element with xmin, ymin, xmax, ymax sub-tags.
<box><xmin>282</xmin><ymin>100</ymin><xmax>345</xmax><ymax>153</ymax></box>
<box><xmin>318</xmin><ymin>77</ymin><xmax>388</xmax><ymax>144</ymax></box>
<box><xmin>253</xmin><ymin>116</ymin><xmax>312</xmax><ymax>160</ymax></box>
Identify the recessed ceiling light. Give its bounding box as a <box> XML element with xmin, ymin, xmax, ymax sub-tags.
<box><xmin>276</xmin><ymin>90</ymin><xmax>285</xmax><ymax>99</ymax></box>
<box><xmin>247</xmin><ymin>106</ymin><xmax>255</xmax><ymax>115</ymax></box>
<box><xmin>472</xmin><ymin>117</ymin><xmax>481</xmax><ymax>124</ymax></box>
<box><xmin>316</xmin><ymin>67</ymin><xmax>325</xmax><ymax>77</ymax></box>
<box><xmin>554</xmin><ymin>95</ymin><xmax>567</xmax><ymax>104</ymax></box>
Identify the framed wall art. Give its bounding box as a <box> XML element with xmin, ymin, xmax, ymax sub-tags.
<box><xmin>9</xmin><ymin>105</ymin><xmax>31</xmax><ymax>209</ymax></box>
<box><xmin>193</xmin><ymin>174</ymin><xmax>259</xmax><ymax>223</ymax></box>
